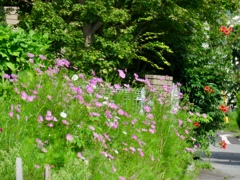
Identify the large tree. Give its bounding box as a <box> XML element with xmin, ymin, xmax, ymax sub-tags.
<box><xmin>16</xmin><ymin>0</ymin><xmax>238</xmax><ymax>78</ymax></box>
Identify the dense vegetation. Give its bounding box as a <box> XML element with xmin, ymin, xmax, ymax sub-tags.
<box><xmin>0</xmin><ymin>0</ymin><xmax>239</xmax><ymax>179</ymax></box>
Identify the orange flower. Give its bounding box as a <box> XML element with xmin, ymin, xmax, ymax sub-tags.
<box><xmin>193</xmin><ymin>122</ymin><xmax>200</xmax><ymax>128</ymax></box>
<box><xmin>219</xmin><ymin>140</ymin><xmax>227</xmax><ymax>149</ymax></box>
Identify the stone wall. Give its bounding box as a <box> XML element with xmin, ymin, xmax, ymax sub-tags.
<box><xmin>145</xmin><ymin>74</ymin><xmax>173</xmax><ymax>90</ymax></box>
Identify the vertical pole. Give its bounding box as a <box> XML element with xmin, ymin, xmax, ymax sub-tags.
<box><xmin>16</xmin><ymin>157</ymin><xmax>23</xmax><ymax>180</ymax></box>
<box><xmin>44</xmin><ymin>165</ymin><xmax>51</xmax><ymax>180</ymax></box>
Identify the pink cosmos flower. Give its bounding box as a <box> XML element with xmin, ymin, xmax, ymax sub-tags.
<box><xmin>180</xmin><ymin>135</ymin><xmax>185</xmax><ymax>140</ymax></box>
<box><xmin>38</xmin><ymin>116</ymin><xmax>43</xmax><ymax>123</ymax></box>
<box><xmin>34</xmin><ymin>68</ymin><xmax>43</xmax><ymax>75</ymax></box>
<box><xmin>4</xmin><ymin>74</ymin><xmax>10</xmax><ymax>79</ymax></box>
<box><xmin>108</xmin><ymin>103</ymin><xmax>118</xmax><ymax>109</ymax></box>
<box><xmin>27</xmin><ymin>52</ymin><xmax>34</xmax><ymax>58</ymax></box>
<box><xmin>122</xmin><ymin>142</ymin><xmax>128</xmax><ymax>146</ymax></box>
<box><xmin>62</xmin><ymin>120</ymin><xmax>69</xmax><ymax>125</ymax></box>
<box><xmin>47</xmin><ymin>95</ymin><xmax>52</xmax><ymax>100</ymax></box>
<box><xmin>118</xmin><ymin>109</ymin><xmax>125</xmax><ymax>115</ymax></box>
<box><xmin>89</xmin><ymin>112</ymin><xmax>100</xmax><ymax>117</ymax></box>
<box><xmin>95</xmin><ymin>102</ymin><xmax>103</xmax><ymax>107</ymax></box>
<box><xmin>144</xmin><ymin>106</ymin><xmax>151</xmax><ymax>112</ymax></box>
<box><xmin>105</xmin><ymin>110</ymin><xmax>113</xmax><ymax>118</ymax></box>
<box><xmin>114</xmin><ymin>84</ymin><xmax>121</xmax><ymax>90</ymax></box>
<box><xmin>77</xmin><ymin>152</ymin><xmax>85</xmax><ymax>160</ymax></box>
<box><xmin>29</xmin><ymin>58</ymin><xmax>34</xmax><ymax>64</ymax></box>
<box><xmin>86</xmin><ymin>85</ymin><xmax>94</xmax><ymax>94</ymax></box>
<box><xmin>137</xmin><ymin>149</ymin><xmax>144</xmax><ymax>157</ymax></box>
<box><xmin>118</xmin><ymin>69</ymin><xmax>126</xmax><ymax>79</ymax></box>
<box><xmin>66</xmin><ymin>134</ymin><xmax>73</xmax><ymax>141</ymax></box>
<box><xmin>89</xmin><ymin>126</ymin><xmax>95</xmax><ymax>131</ymax></box>
<box><xmin>147</xmin><ymin>113</ymin><xmax>154</xmax><ymax>119</ymax></box>
<box><xmin>104</xmin><ymin>134</ymin><xmax>111</xmax><ymax>141</ymax></box>
<box><xmin>21</xmin><ymin>91</ymin><xmax>28</xmax><ymax>100</ymax></box>
<box><xmin>119</xmin><ymin>176</ymin><xmax>126</xmax><ymax>180</ymax></box>
<box><xmin>30</xmin><ymin>90</ymin><xmax>38</xmax><ymax>95</ymax></box>
<box><xmin>27</xmin><ymin>95</ymin><xmax>36</xmax><ymax>102</ymax></box>
<box><xmin>178</xmin><ymin>119</ymin><xmax>183</xmax><ymax>126</ymax></box>
<box><xmin>185</xmin><ymin>147</ymin><xmax>194</xmax><ymax>153</ymax></box>
<box><xmin>202</xmin><ymin>113</ymin><xmax>207</xmax><ymax>118</ymax></box>
<box><xmin>48</xmin><ymin>123</ymin><xmax>53</xmax><ymax>127</ymax></box>
<box><xmin>132</xmin><ymin>135</ymin><xmax>138</xmax><ymax>140</ymax></box>
<box><xmin>112</xmin><ymin>165</ymin><xmax>117</xmax><ymax>172</ymax></box>
<box><xmin>9</xmin><ymin>111</ymin><xmax>14</xmax><ymax>117</ymax></box>
<box><xmin>108</xmin><ymin>154</ymin><xmax>114</xmax><ymax>160</ymax></box>
<box><xmin>79</xmin><ymin>73</ymin><xmax>85</xmax><ymax>80</ymax></box>
<box><xmin>150</xmin><ymin>154</ymin><xmax>154</xmax><ymax>161</ymax></box>
<box><xmin>11</xmin><ymin>74</ymin><xmax>18</xmax><ymax>80</ymax></box>
<box><xmin>39</xmin><ymin>54</ymin><xmax>46</xmax><ymax>60</ymax></box>
<box><xmin>129</xmin><ymin>147</ymin><xmax>136</xmax><ymax>153</ymax></box>
<box><xmin>149</xmin><ymin>129</ymin><xmax>155</xmax><ymax>134</ymax></box>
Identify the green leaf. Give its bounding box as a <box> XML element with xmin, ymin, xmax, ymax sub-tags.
<box><xmin>6</xmin><ymin>62</ymin><xmax>15</xmax><ymax>71</ymax></box>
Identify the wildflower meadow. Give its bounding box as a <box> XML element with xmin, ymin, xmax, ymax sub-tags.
<box><xmin>0</xmin><ymin>54</ymin><xmax>221</xmax><ymax>180</ymax></box>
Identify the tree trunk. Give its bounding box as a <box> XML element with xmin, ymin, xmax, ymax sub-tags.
<box><xmin>78</xmin><ymin>0</ymin><xmax>102</xmax><ymax>47</ymax></box>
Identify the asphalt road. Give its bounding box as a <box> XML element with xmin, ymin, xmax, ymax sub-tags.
<box><xmin>197</xmin><ymin>132</ymin><xmax>240</xmax><ymax>180</ymax></box>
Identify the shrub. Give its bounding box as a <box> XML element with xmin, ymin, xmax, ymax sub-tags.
<box><xmin>0</xmin><ymin>26</ymin><xmax>52</xmax><ymax>97</ymax></box>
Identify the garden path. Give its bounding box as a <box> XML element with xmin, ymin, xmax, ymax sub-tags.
<box><xmin>197</xmin><ymin>132</ymin><xmax>240</xmax><ymax>180</ymax></box>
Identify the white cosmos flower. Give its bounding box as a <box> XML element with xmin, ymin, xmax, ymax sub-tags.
<box><xmin>60</xmin><ymin>112</ymin><xmax>67</xmax><ymax>118</ymax></box>
<box><xmin>202</xmin><ymin>43</ymin><xmax>209</xmax><ymax>49</ymax></box>
<box><xmin>71</xmin><ymin>74</ymin><xmax>79</xmax><ymax>81</ymax></box>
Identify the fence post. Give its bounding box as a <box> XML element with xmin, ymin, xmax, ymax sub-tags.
<box><xmin>16</xmin><ymin>157</ymin><xmax>23</xmax><ymax>180</ymax></box>
<box><xmin>44</xmin><ymin>165</ymin><xmax>51</xmax><ymax>180</ymax></box>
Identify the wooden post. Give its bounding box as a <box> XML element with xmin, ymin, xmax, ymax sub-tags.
<box><xmin>16</xmin><ymin>157</ymin><xmax>23</xmax><ymax>180</ymax></box>
<box><xmin>44</xmin><ymin>165</ymin><xmax>51</xmax><ymax>180</ymax></box>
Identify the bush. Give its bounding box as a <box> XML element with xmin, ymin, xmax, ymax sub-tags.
<box><xmin>0</xmin><ymin>25</ymin><xmax>52</xmax><ymax>97</ymax></box>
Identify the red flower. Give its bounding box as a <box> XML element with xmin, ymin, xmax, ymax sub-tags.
<box><xmin>229</xmin><ymin>27</ymin><xmax>233</xmax><ymax>32</ymax></box>
<box><xmin>0</xmin><ymin>128</ymin><xmax>2</xmax><ymax>132</ymax></box>
<box><xmin>193</xmin><ymin>122</ymin><xmax>200</xmax><ymax>128</ymax></box>
<box><xmin>219</xmin><ymin>26</ymin><xmax>227</xmax><ymax>32</ymax></box>
<box><xmin>204</xmin><ymin>86</ymin><xmax>210</xmax><ymax>91</ymax></box>
<box><xmin>219</xmin><ymin>140</ymin><xmax>227</xmax><ymax>149</ymax></box>
<box><xmin>224</xmin><ymin>29</ymin><xmax>230</xmax><ymax>35</ymax></box>
<box><xmin>219</xmin><ymin>105</ymin><xmax>229</xmax><ymax>113</ymax></box>
<box><xmin>210</xmin><ymin>89</ymin><xmax>214</xmax><ymax>93</ymax></box>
